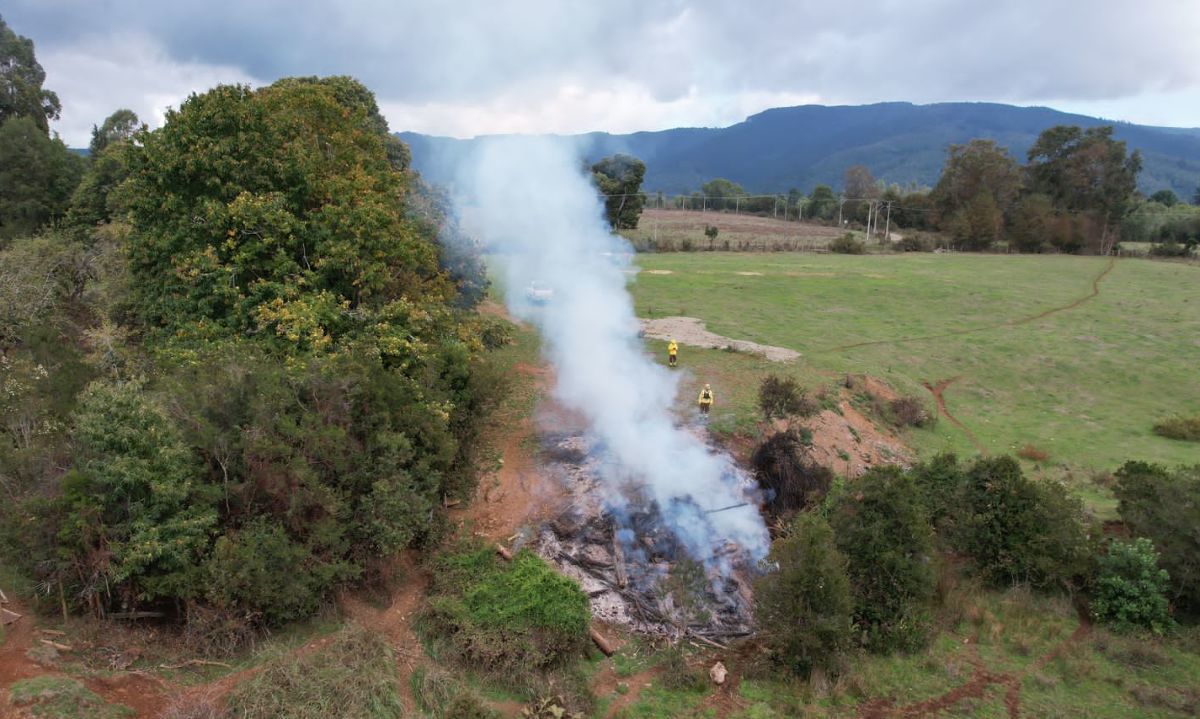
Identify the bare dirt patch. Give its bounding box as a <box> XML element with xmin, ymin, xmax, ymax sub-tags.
<box><xmin>640</xmin><ymin>316</ymin><xmax>800</xmax><ymax>362</ymax></box>
<box><xmin>804</xmin><ymin>400</ymin><xmax>912</xmax><ymax>477</ymax></box>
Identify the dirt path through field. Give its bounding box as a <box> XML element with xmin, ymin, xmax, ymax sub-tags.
<box><xmin>922</xmin><ymin>377</ymin><xmax>986</xmax><ymax>454</ymax></box>
<box><xmin>831</xmin><ymin>257</ymin><xmax>1116</xmax><ymax>352</ymax></box>
<box><xmin>640</xmin><ymin>316</ymin><xmax>800</xmax><ymax>361</ymax></box>
<box><xmin>859</xmin><ymin>618</ymin><xmax>1091</xmax><ymax>718</ymax></box>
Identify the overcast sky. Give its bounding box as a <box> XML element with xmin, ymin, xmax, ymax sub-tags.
<box><xmin>7</xmin><ymin>0</ymin><xmax>1200</xmax><ymax>147</ymax></box>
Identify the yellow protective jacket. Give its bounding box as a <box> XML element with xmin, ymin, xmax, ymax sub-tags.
<box><xmin>667</xmin><ymin>341</ymin><xmax>678</xmax><ymax>356</ymax></box>
<box><xmin>698</xmin><ymin>388</ymin><xmax>714</xmax><ymax>406</ymax></box>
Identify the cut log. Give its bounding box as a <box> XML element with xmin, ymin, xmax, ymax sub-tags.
<box><xmin>588</xmin><ymin>626</ymin><xmax>616</xmax><ymax>656</ymax></box>
<box><xmin>495</xmin><ymin>543</ymin><xmax>513</xmax><ymax>561</ymax></box>
<box><xmin>40</xmin><ymin>639</ymin><xmax>72</xmax><ymax>652</ymax></box>
<box><xmin>0</xmin><ymin>608</ymin><xmax>21</xmax><ymax>625</ymax></box>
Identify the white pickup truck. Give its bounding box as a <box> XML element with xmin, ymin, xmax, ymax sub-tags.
<box><xmin>525</xmin><ymin>281</ymin><xmax>554</xmax><ymax>304</ymax></box>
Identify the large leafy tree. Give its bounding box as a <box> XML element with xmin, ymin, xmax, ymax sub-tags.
<box><xmin>933</xmin><ymin>140</ymin><xmax>1022</xmax><ymax>211</ymax></box>
<box><xmin>123</xmin><ymin>78</ymin><xmax>450</xmax><ymax>352</ymax></box>
<box><xmin>0</xmin><ymin>14</ymin><xmax>61</xmax><ymax>134</ymax></box>
<box><xmin>1027</xmin><ymin>125</ymin><xmax>1141</xmax><ymax>254</ymax></box>
<box><xmin>591</xmin><ymin>154</ymin><xmax>646</xmax><ymax>229</ymax></box>
<box><xmin>0</xmin><ymin>116</ymin><xmax>84</xmax><ymax>242</ymax></box>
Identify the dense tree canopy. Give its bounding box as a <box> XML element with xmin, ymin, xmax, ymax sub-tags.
<box><xmin>123</xmin><ymin>78</ymin><xmax>450</xmax><ymax>351</ymax></box>
<box><xmin>0</xmin><ymin>116</ymin><xmax>84</xmax><ymax>242</ymax></box>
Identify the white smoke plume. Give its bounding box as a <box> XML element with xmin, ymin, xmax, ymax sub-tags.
<box><xmin>458</xmin><ymin>136</ymin><xmax>769</xmax><ymax>565</ymax></box>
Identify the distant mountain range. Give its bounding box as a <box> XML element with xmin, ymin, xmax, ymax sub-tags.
<box><xmin>398</xmin><ymin>102</ymin><xmax>1200</xmax><ymax>198</ymax></box>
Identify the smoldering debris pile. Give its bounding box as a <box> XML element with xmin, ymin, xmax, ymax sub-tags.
<box><xmin>527</xmin><ymin>432</ymin><xmax>760</xmax><ymax>641</ymax></box>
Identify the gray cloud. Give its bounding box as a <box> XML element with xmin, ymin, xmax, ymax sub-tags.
<box><xmin>6</xmin><ymin>0</ymin><xmax>1200</xmax><ymax>144</ymax></box>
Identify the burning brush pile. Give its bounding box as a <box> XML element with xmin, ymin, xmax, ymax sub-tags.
<box><xmin>524</xmin><ymin>432</ymin><xmax>762</xmax><ymax>642</ymax></box>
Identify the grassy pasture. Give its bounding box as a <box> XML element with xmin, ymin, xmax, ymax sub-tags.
<box><xmin>629</xmin><ymin>252</ymin><xmax>1200</xmax><ymax>480</ymax></box>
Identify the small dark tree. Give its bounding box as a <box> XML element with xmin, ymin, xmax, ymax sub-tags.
<box><xmin>828</xmin><ymin>466</ymin><xmax>936</xmax><ymax>652</ymax></box>
<box><xmin>752</xmin><ymin>429</ymin><xmax>833</xmax><ymax>517</ymax></box>
<box><xmin>1149</xmin><ymin>189</ymin><xmax>1179</xmax><ymax>207</ymax></box>
<box><xmin>755</xmin><ymin>513</ymin><xmax>854</xmax><ymax>677</ymax></box>
<box><xmin>591</xmin><ymin>154</ymin><xmax>646</xmax><ymax>230</ymax></box>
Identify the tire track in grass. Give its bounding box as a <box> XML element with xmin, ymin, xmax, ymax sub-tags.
<box><xmin>858</xmin><ymin>618</ymin><xmax>1091</xmax><ymax>718</ymax></box>
<box><xmin>923</xmin><ymin>377</ymin><xmax>987</xmax><ymax>455</ymax></box>
<box><xmin>829</xmin><ymin>257</ymin><xmax>1116</xmax><ymax>352</ymax></box>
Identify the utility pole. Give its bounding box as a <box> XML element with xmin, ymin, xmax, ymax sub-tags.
<box><xmin>884</xmin><ymin>200</ymin><xmax>892</xmax><ymax>242</ymax></box>
<box><xmin>838</xmin><ymin>197</ymin><xmax>844</xmax><ymax>228</ymax></box>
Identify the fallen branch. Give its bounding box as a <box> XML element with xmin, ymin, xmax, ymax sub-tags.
<box><xmin>1</xmin><ymin>608</ymin><xmax>22</xmax><ymax>625</ymax></box>
<box><xmin>0</xmin><ymin>587</ymin><xmax>8</xmax><ymax>603</ymax></box>
<box><xmin>495</xmin><ymin>543</ymin><xmax>513</xmax><ymax>561</ymax></box>
<box><xmin>37</xmin><ymin>629</ymin><xmax>67</xmax><ymax>637</ymax></box>
<box><xmin>690</xmin><ymin>634</ymin><xmax>729</xmax><ymax>651</ymax></box>
<box><xmin>588</xmin><ymin>626</ymin><xmax>616</xmax><ymax>656</ymax></box>
<box><xmin>40</xmin><ymin>639</ymin><xmax>73</xmax><ymax>652</ymax></box>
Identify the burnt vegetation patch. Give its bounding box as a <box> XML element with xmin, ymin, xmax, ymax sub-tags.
<box><xmin>751</xmin><ymin>428</ymin><xmax>834</xmax><ymax>520</ymax></box>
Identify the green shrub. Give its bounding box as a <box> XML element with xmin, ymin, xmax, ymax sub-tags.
<box><xmin>1114</xmin><ymin>462</ymin><xmax>1200</xmax><ymax>616</ymax></box>
<box><xmin>887</xmin><ymin>396</ymin><xmax>934</xmax><ymax>427</ymax></box>
<box><xmin>757</xmin><ymin>374</ymin><xmax>819</xmax><ymax>422</ymax></box>
<box><xmin>755</xmin><ymin>513</ymin><xmax>854</xmax><ymax>676</ymax></box>
<box><xmin>225</xmin><ymin>624</ymin><xmax>404</xmax><ymax>719</ymax></box>
<box><xmin>419</xmin><ymin>542</ymin><xmax>590</xmax><ymax>671</ymax></box>
<box><xmin>954</xmin><ymin>456</ymin><xmax>1093</xmax><ymax>589</ymax></box>
<box><xmin>204</xmin><ymin>519</ymin><xmax>339</xmax><ymax>627</ymax></box>
<box><xmin>657</xmin><ymin>648</ymin><xmax>709</xmax><ymax>691</ymax></box>
<box><xmin>1152</xmin><ymin>415</ymin><xmax>1200</xmax><ymax>441</ymax></box>
<box><xmin>1092</xmin><ymin>538</ymin><xmax>1173</xmax><ymax>634</ymax></box>
<box><xmin>828</xmin><ymin>466</ymin><xmax>936</xmax><ymax>653</ymax></box>
<box><xmin>907</xmin><ymin>453</ymin><xmax>965</xmax><ymax>533</ymax></box>
<box><xmin>829</xmin><ymin>233</ymin><xmax>866</xmax><ymax>254</ymax></box>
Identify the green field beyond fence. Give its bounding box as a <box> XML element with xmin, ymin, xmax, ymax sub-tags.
<box><xmin>629</xmin><ymin>253</ymin><xmax>1200</xmax><ymax>478</ymax></box>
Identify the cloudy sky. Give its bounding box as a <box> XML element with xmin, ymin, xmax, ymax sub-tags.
<box><xmin>7</xmin><ymin>0</ymin><xmax>1200</xmax><ymax>147</ymax></box>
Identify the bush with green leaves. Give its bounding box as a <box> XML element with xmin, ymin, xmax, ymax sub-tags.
<box><xmin>1152</xmin><ymin>415</ymin><xmax>1200</xmax><ymax>441</ymax></box>
<box><xmin>1092</xmin><ymin>538</ymin><xmax>1173</xmax><ymax>633</ymax></box>
<box><xmin>757</xmin><ymin>374</ymin><xmax>818</xmax><ymax>422</ymax></box>
<box><xmin>419</xmin><ymin>541</ymin><xmax>590</xmax><ymax>671</ymax></box>
<box><xmin>56</xmin><ymin>379</ymin><xmax>218</xmax><ymax>607</ymax></box>
<box><xmin>828</xmin><ymin>466</ymin><xmax>936</xmax><ymax>653</ymax></box>
<box><xmin>907</xmin><ymin>453</ymin><xmax>965</xmax><ymax>533</ymax></box>
<box><xmin>829</xmin><ymin>232</ymin><xmax>866</xmax><ymax>254</ymax></box>
<box><xmin>1114</xmin><ymin>462</ymin><xmax>1200</xmax><ymax>617</ymax></box>
<box><xmin>954</xmin><ymin>456</ymin><xmax>1093</xmax><ymax>589</ymax></box>
<box><xmin>754</xmin><ymin>513</ymin><xmax>854</xmax><ymax>676</ymax></box>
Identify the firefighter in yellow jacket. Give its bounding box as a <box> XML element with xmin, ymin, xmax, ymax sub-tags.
<box><xmin>667</xmin><ymin>339</ymin><xmax>678</xmax><ymax>367</ymax></box>
<box><xmin>698</xmin><ymin>384</ymin><xmax>714</xmax><ymax>415</ymax></box>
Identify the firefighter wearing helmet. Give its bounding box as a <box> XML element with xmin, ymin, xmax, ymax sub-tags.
<box><xmin>698</xmin><ymin>384</ymin><xmax>714</xmax><ymax>415</ymax></box>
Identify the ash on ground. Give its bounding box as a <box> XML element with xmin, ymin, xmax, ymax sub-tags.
<box><xmin>526</xmin><ymin>431</ymin><xmax>761</xmax><ymax>641</ymax></box>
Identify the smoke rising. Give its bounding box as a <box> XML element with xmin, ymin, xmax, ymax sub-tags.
<box><xmin>458</xmin><ymin>136</ymin><xmax>769</xmax><ymax>564</ymax></box>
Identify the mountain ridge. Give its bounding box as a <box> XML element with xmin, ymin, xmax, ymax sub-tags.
<box><xmin>398</xmin><ymin>101</ymin><xmax>1200</xmax><ymax>198</ymax></box>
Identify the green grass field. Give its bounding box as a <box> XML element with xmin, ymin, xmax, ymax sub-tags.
<box><xmin>629</xmin><ymin>253</ymin><xmax>1200</xmax><ymax>480</ymax></box>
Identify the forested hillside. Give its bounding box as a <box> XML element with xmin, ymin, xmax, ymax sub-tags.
<box><xmin>400</xmin><ymin>102</ymin><xmax>1200</xmax><ymax>197</ymax></box>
